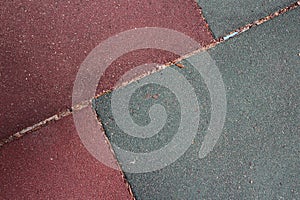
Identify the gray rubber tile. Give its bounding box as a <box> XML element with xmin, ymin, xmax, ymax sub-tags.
<box><xmin>196</xmin><ymin>0</ymin><xmax>296</xmax><ymax>38</ymax></box>
<box><xmin>93</xmin><ymin>9</ymin><xmax>300</xmax><ymax>199</ymax></box>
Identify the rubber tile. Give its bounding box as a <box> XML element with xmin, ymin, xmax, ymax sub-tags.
<box><xmin>0</xmin><ymin>114</ymin><xmax>132</xmax><ymax>200</ymax></box>
<box><xmin>196</xmin><ymin>0</ymin><xmax>295</xmax><ymax>38</ymax></box>
<box><xmin>0</xmin><ymin>0</ymin><xmax>213</xmax><ymax>140</ymax></box>
<box><xmin>94</xmin><ymin>9</ymin><xmax>300</xmax><ymax>199</ymax></box>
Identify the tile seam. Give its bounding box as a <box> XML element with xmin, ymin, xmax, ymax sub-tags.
<box><xmin>178</xmin><ymin>0</ymin><xmax>300</xmax><ymax>60</ymax></box>
<box><xmin>1</xmin><ymin>3</ymin><xmax>298</xmax><ymax>198</ymax></box>
<box><xmin>192</xmin><ymin>0</ymin><xmax>217</xmax><ymax>39</ymax></box>
<box><xmin>91</xmin><ymin>106</ymin><xmax>136</xmax><ymax>200</ymax></box>
<box><xmin>1</xmin><ymin>0</ymin><xmax>298</xmax><ymax>148</ymax></box>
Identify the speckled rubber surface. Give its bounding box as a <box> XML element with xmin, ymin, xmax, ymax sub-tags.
<box><xmin>0</xmin><ymin>0</ymin><xmax>213</xmax><ymax>139</ymax></box>
<box><xmin>0</xmin><ymin>115</ymin><xmax>133</xmax><ymax>199</ymax></box>
<box><xmin>94</xmin><ymin>8</ymin><xmax>300</xmax><ymax>199</ymax></box>
<box><xmin>196</xmin><ymin>0</ymin><xmax>296</xmax><ymax>38</ymax></box>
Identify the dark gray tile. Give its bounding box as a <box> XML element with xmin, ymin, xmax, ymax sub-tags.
<box><xmin>94</xmin><ymin>9</ymin><xmax>300</xmax><ymax>200</ymax></box>
<box><xmin>196</xmin><ymin>0</ymin><xmax>296</xmax><ymax>38</ymax></box>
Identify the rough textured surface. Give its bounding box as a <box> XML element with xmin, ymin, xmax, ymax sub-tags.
<box><xmin>94</xmin><ymin>9</ymin><xmax>300</xmax><ymax>199</ymax></box>
<box><xmin>0</xmin><ymin>0</ymin><xmax>213</xmax><ymax>139</ymax></box>
<box><xmin>196</xmin><ymin>0</ymin><xmax>296</xmax><ymax>38</ymax></box>
<box><xmin>0</xmin><ymin>115</ymin><xmax>132</xmax><ymax>200</ymax></box>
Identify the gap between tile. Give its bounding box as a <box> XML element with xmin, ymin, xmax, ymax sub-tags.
<box><xmin>1</xmin><ymin>0</ymin><xmax>298</xmax><ymax>148</ymax></box>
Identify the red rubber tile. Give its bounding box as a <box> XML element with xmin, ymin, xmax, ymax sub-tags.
<box><xmin>0</xmin><ymin>114</ymin><xmax>132</xmax><ymax>199</ymax></box>
<box><xmin>0</xmin><ymin>0</ymin><xmax>213</xmax><ymax>139</ymax></box>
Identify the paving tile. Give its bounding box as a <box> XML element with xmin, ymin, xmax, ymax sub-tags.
<box><xmin>94</xmin><ymin>9</ymin><xmax>300</xmax><ymax>199</ymax></box>
<box><xmin>0</xmin><ymin>114</ymin><xmax>132</xmax><ymax>199</ymax></box>
<box><xmin>196</xmin><ymin>0</ymin><xmax>295</xmax><ymax>38</ymax></box>
<box><xmin>0</xmin><ymin>0</ymin><xmax>213</xmax><ymax>140</ymax></box>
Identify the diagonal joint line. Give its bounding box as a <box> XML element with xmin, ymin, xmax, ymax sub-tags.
<box><xmin>1</xmin><ymin>0</ymin><xmax>299</xmax><ymax>148</ymax></box>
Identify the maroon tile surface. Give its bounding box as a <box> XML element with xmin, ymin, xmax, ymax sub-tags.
<box><xmin>0</xmin><ymin>0</ymin><xmax>213</xmax><ymax>139</ymax></box>
<box><xmin>0</xmin><ymin>114</ymin><xmax>132</xmax><ymax>199</ymax></box>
